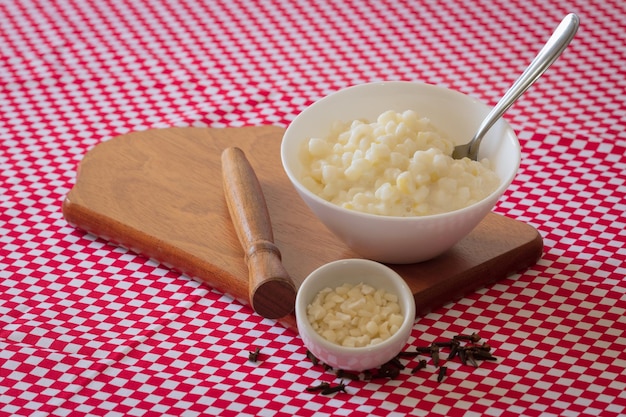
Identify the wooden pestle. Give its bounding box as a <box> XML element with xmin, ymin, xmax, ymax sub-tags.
<box><xmin>221</xmin><ymin>147</ymin><xmax>297</xmax><ymax>319</ymax></box>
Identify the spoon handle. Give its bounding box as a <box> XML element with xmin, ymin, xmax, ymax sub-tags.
<box><xmin>468</xmin><ymin>13</ymin><xmax>580</xmax><ymax>156</ymax></box>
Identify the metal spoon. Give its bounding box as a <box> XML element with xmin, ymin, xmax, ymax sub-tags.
<box><xmin>452</xmin><ymin>13</ymin><xmax>580</xmax><ymax>160</ymax></box>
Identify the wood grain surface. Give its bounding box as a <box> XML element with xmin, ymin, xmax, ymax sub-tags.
<box><xmin>62</xmin><ymin>126</ymin><xmax>543</xmax><ymax>330</ymax></box>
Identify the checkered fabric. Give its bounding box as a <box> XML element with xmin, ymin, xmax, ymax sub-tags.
<box><xmin>2</xmin><ymin>0</ymin><xmax>625</xmax><ymax>416</ymax></box>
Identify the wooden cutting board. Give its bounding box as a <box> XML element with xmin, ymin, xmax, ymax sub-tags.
<box><xmin>62</xmin><ymin>126</ymin><xmax>543</xmax><ymax>330</ymax></box>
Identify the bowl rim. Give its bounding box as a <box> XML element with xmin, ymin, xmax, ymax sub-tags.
<box><xmin>281</xmin><ymin>81</ymin><xmax>521</xmax><ymax>222</ymax></box>
<box><xmin>295</xmin><ymin>258</ymin><xmax>416</xmax><ymax>354</ymax></box>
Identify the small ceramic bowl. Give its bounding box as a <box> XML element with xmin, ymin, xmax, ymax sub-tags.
<box><xmin>281</xmin><ymin>81</ymin><xmax>521</xmax><ymax>264</ymax></box>
<box><xmin>295</xmin><ymin>258</ymin><xmax>416</xmax><ymax>372</ymax></box>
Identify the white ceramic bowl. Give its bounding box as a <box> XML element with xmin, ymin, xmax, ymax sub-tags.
<box><xmin>281</xmin><ymin>81</ymin><xmax>521</xmax><ymax>264</ymax></box>
<box><xmin>295</xmin><ymin>258</ymin><xmax>416</xmax><ymax>372</ymax></box>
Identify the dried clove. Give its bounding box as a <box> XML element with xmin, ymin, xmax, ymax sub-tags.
<box><xmin>306</xmin><ymin>382</ymin><xmax>330</xmax><ymax>392</ymax></box>
<box><xmin>321</xmin><ymin>381</ymin><xmax>347</xmax><ymax>395</ymax></box>
<box><xmin>458</xmin><ymin>347</ymin><xmax>467</xmax><ymax>365</ymax></box>
<box><xmin>414</xmin><ymin>346</ymin><xmax>434</xmax><ymax>354</ymax></box>
<box><xmin>336</xmin><ymin>369</ymin><xmax>360</xmax><ymax>381</ymax></box>
<box><xmin>306</xmin><ymin>350</ymin><xmax>319</xmax><ymax>366</ymax></box>
<box><xmin>430</xmin><ymin>345</ymin><xmax>441</xmax><ymax>367</ymax></box>
<box><xmin>446</xmin><ymin>341</ymin><xmax>460</xmax><ymax>360</ymax></box>
<box><xmin>437</xmin><ymin>366</ymin><xmax>447</xmax><ymax>383</ymax></box>
<box><xmin>371</xmin><ymin>363</ymin><xmax>401</xmax><ymax>379</ymax></box>
<box><xmin>388</xmin><ymin>356</ymin><xmax>406</xmax><ymax>370</ymax></box>
<box><xmin>432</xmin><ymin>340</ymin><xmax>457</xmax><ymax>348</ymax></box>
<box><xmin>453</xmin><ymin>332</ymin><xmax>481</xmax><ymax>343</ymax></box>
<box><xmin>470</xmin><ymin>347</ymin><xmax>497</xmax><ymax>361</ymax></box>
<box><xmin>478</xmin><ymin>343</ymin><xmax>492</xmax><ymax>352</ymax></box>
<box><xmin>411</xmin><ymin>359</ymin><xmax>427</xmax><ymax>374</ymax></box>
<box><xmin>248</xmin><ymin>347</ymin><xmax>261</xmax><ymax>362</ymax></box>
<box><xmin>465</xmin><ymin>349</ymin><xmax>478</xmax><ymax>367</ymax></box>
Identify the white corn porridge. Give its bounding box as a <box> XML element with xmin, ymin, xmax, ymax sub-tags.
<box><xmin>307</xmin><ymin>282</ymin><xmax>403</xmax><ymax>347</ymax></box>
<box><xmin>299</xmin><ymin>110</ymin><xmax>500</xmax><ymax>216</ymax></box>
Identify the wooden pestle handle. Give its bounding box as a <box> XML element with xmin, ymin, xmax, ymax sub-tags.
<box><xmin>221</xmin><ymin>147</ymin><xmax>297</xmax><ymax>319</ymax></box>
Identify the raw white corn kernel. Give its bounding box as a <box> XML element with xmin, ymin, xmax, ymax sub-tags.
<box><xmin>334</xmin><ymin>284</ymin><xmax>350</xmax><ymax>295</ymax></box>
<box><xmin>322</xmin><ymin>330</ymin><xmax>336</xmax><ymax>343</ymax></box>
<box><xmin>347</xmin><ymin>297</ymin><xmax>365</xmax><ymax>311</ymax></box>
<box><xmin>327</xmin><ymin>319</ymin><xmax>344</xmax><ymax>330</ymax></box>
<box><xmin>384</xmin><ymin>293</ymin><xmax>398</xmax><ymax>303</ymax></box>
<box><xmin>306</xmin><ymin>282</ymin><xmax>403</xmax><ymax>347</ymax></box>
<box><xmin>342</xmin><ymin>336</ymin><xmax>357</xmax><ymax>347</ymax></box>
<box><xmin>389</xmin><ymin>313</ymin><xmax>404</xmax><ymax>328</ymax></box>
<box><xmin>335</xmin><ymin>311</ymin><xmax>351</xmax><ymax>322</ymax></box>
<box><xmin>378</xmin><ymin>322</ymin><xmax>390</xmax><ymax>339</ymax></box>
<box><xmin>308</xmin><ymin>304</ymin><xmax>326</xmax><ymax>321</ymax></box>
<box><xmin>349</xmin><ymin>328</ymin><xmax>362</xmax><ymax>337</ymax></box>
<box><xmin>360</xmin><ymin>284</ymin><xmax>375</xmax><ymax>295</ymax></box>
<box><xmin>365</xmin><ymin>320</ymin><xmax>379</xmax><ymax>336</ymax></box>
<box><xmin>370</xmin><ymin>338</ymin><xmax>384</xmax><ymax>346</ymax></box>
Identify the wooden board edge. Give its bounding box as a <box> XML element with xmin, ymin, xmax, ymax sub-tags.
<box><xmin>411</xmin><ymin>228</ymin><xmax>543</xmax><ymax>317</ymax></box>
<box><xmin>62</xmin><ymin>194</ymin><xmax>252</xmax><ymax>310</ymax></box>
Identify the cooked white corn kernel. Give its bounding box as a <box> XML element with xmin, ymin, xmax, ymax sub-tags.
<box><xmin>306</xmin><ymin>283</ymin><xmax>403</xmax><ymax>347</ymax></box>
<box><xmin>299</xmin><ymin>110</ymin><xmax>500</xmax><ymax>216</ymax></box>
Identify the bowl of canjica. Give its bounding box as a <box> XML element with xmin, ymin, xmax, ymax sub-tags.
<box><xmin>283</xmin><ymin>81</ymin><xmax>520</xmax><ymax>371</ymax></box>
<box><xmin>281</xmin><ymin>81</ymin><xmax>520</xmax><ymax>264</ymax></box>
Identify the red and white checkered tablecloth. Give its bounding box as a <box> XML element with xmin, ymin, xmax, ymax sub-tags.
<box><xmin>2</xmin><ymin>0</ymin><xmax>625</xmax><ymax>416</ymax></box>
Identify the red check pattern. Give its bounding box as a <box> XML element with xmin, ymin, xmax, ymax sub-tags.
<box><xmin>2</xmin><ymin>0</ymin><xmax>626</xmax><ymax>416</ymax></box>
